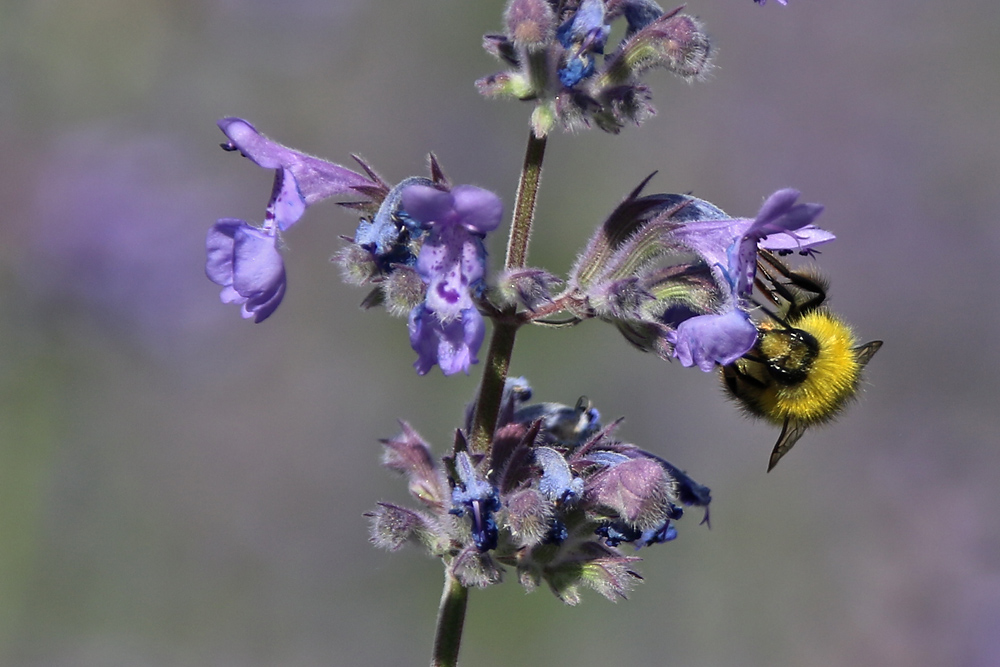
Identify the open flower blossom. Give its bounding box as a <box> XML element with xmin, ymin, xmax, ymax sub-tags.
<box><xmin>206</xmin><ymin>118</ymin><xmax>380</xmax><ymax>322</ymax></box>
<box><xmin>402</xmin><ymin>184</ymin><xmax>503</xmax><ymax>375</ymax></box>
<box><xmin>666</xmin><ymin>188</ymin><xmax>831</xmax><ymax>371</ymax></box>
<box><xmin>205</xmin><ymin>219</ymin><xmax>286</xmax><ymax>323</ymax></box>
<box><xmin>216</xmin><ymin>118</ymin><xmax>377</xmax><ymax>231</ymax></box>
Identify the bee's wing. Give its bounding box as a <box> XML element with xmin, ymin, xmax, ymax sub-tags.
<box><xmin>854</xmin><ymin>340</ymin><xmax>883</xmax><ymax>367</ymax></box>
<box><xmin>767</xmin><ymin>418</ymin><xmax>809</xmax><ymax>472</ymax></box>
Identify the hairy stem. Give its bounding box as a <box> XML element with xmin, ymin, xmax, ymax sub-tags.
<box><xmin>430</xmin><ymin>570</ymin><xmax>469</xmax><ymax>667</ymax></box>
<box><xmin>504</xmin><ymin>131</ymin><xmax>547</xmax><ymax>270</ymax></box>
<box><xmin>468</xmin><ymin>129</ymin><xmax>548</xmax><ymax>454</ymax></box>
<box><xmin>442</xmin><ymin>129</ymin><xmax>546</xmax><ymax>665</ymax></box>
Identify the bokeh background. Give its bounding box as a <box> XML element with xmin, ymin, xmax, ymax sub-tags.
<box><xmin>2</xmin><ymin>1</ymin><xmax>999</xmax><ymax>665</ymax></box>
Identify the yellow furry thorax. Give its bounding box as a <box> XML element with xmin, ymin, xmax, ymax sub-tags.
<box><xmin>731</xmin><ymin>309</ymin><xmax>861</xmax><ymax>425</ymax></box>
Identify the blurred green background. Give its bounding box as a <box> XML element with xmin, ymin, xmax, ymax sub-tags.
<box><xmin>2</xmin><ymin>1</ymin><xmax>999</xmax><ymax>665</ymax></box>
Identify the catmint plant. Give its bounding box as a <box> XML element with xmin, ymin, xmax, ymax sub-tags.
<box><xmin>205</xmin><ymin>1</ymin><xmax>878</xmax><ymax>665</ymax></box>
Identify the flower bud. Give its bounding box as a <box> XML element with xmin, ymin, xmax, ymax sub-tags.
<box><xmin>504</xmin><ymin>487</ymin><xmax>554</xmax><ymax>547</ymax></box>
<box><xmin>380</xmin><ymin>265</ymin><xmax>426</xmax><ymax>317</ymax></box>
<box><xmin>482</xmin><ymin>33</ymin><xmax>520</xmax><ymax>66</ymax></box>
<box><xmin>366</xmin><ymin>503</ymin><xmax>436</xmax><ymax>551</ymax></box>
<box><xmin>452</xmin><ymin>548</ymin><xmax>504</xmax><ymax>588</ymax></box>
<box><xmin>505</xmin><ymin>0</ymin><xmax>556</xmax><ymax>50</ymax></box>
<box><xmin>381</xmin><ymin>422</ymin><xmax>447</xmax><ymax>509</ymax></box>
<box><xmin>333</xmin><ymin>243</ymin><xmax>378</xmax><ymax>286</ymax></box>
<box><xmin>604</xmin><ymin>12</ymin><xmax>712</xmax><ymax>84</ymax></box>
<box><xmin>530</xmin><ymin>103</ymin><xmax>557</xmax><ymax>137</ymax></box>
<box><xmin>475</xmin><ymin>71</ymin><xmax>535</xmax><ymax>100</ymax></box>
<box><xmin>585</xmin><ymin>456</ymin><xmax>672</xmax><ymax>529</ymax></box>
<box><xmin>495</xmin><ymin>267</ymin><xmax>560</xmax><ymax>311</ymax></box>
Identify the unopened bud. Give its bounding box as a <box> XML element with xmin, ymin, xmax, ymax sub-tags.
<box><xmin>505</xmin><ymin>487</ymin><xmax>554</xmax><ymax>547</ymax></box>
<box><xmin>585</xmin><ymin>456</ymin><xmax>672</xmax><ymax>529</ymax></box>
<box><xmin>366</xmin><ymin>503</ymin><xmax>435</xmax><ymax>551</ymax></box>
<box><xmin>475</xmin><ymin>71</ymin><xmax>536</xmax><ymax>100</ymax></box>
<box><xmin>496</xmin><ymin>267</ymin><xmax>560</xmax><ymax>311</ymax></box>
<box><xmin>333</xmin><ymin>243</ymin><xmax>378</xmax><ymax>285</ymax></box>
<box><xmin>380</xmin><ymin>266</ymin><xmax>426</xmax><ymax>317</ymax></box>
<box><xmin>505</xmin><ymin>0</ymin><xmax>556</xmax><ymax>49</ymax></box>
<box><xmin>605</xmin><ymin>12</ymin><xmax>712</xmax><ymax>84</ymax></box>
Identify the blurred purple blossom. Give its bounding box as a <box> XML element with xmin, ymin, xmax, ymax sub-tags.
<box><xmin>22</xmin><ymin>126</ymin><xmax>239</xmax><ymax>352</ymax></box>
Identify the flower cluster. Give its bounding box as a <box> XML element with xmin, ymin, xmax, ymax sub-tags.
<box><xmin>477</xmin><ymin>0</ymin><xmax>712</xmax><ymax>135</ymax></box>
<box><xmin>205</xmin><ymin>120</ymin><xmax>504</xmax><ymax>376</ymax></box>
<box><xmin>368</xmin><ymin>380</ymin><xmax>710</xmax><ymax>603</ymax></box>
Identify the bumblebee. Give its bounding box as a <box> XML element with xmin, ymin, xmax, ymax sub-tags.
<box><xmin>722</xmin><ymin>252</ymin><xmax>882</xmax><ymax>471</ymax></box>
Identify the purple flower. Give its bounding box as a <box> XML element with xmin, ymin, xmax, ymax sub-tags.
<box><xmin>218</xmin><ymin>117</ymin><xmax>376</xmax><ymax>231</ymax></box>
<box><xmin>370</xmin><ymin>391</ymin><xmax>711</xmax><ymax>601</ymax></box>
<box><xmin>727</xmin><ymin>188</ymin><xmax>827</xmax><ymax>297</ymax></box>
<box><xmin>210</xmin><ymin>118</ymin><xmax>382</xmax><ymax>323</ymax></box>
<box><xmin>205</xmin><ymin>219</ymin><xmax>286</xmax><ymax>323</ymax></box>
<box><xmin>670</xmin><ymin>189</ymin><xmax>830</xmax><ymax>297</ymax></box>
<box><xmin>669</xmin><ymin>309</ymin><xmax>758</xmax><ymax>372</ymax></box>
<box><xmin>556</xmin><ymin>0</ymin><xmax>610</xmax><ymax>88</ymax></box>
<box><xmin>666</xmin><ymin>189</ymin><xmax>830</xmax><ymax>371</ymax></box>
<box><xmin>408</xmin><ymin>304</ymin><xmax>486</xmax><ymax>376</ymax></box>
<box><xmin>401</xmin><ymin>184</ymin><xmax>503</xmax><ymax>376</ymax></box>
<box><xmin>754</xmin><ymin>0</ymin><xmax>788</xmax><ymax>5</ymax></box>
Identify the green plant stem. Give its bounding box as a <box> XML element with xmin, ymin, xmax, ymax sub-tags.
<box><xmin>435</xmin><ymin>129</ymin><xmax>547</xmax><ymax>665</ymax></box>
<box><xmin>430</xmin><ymin>570</ymin><xmax>469</xmax><ymax>667</ymax></box>
<box><xmin>467</xmin><ymin>317</ymin><xmax>518</xmax><ymax>454</ymax></box>
<box><xmin>468</xmin><ymin>130</ymin><xmax>547</xmax><ymax>454</ymax></box>
<box><xmin>504</xmin><ymin>130</ymin><xmax>547</xmax><ymax>270</ymax></box>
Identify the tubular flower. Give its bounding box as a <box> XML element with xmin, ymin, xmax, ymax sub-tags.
<box><xmin>401</xmin><ymin>184</ymin><xmax>503</xmax><ymax>376</ymax></box>
<box><xmin>666</xmin><ymin>189</ymin><xmax>831</xmax><ymax>371</ymax></box>
<box><xmin>565</xmin><ymin>179</ymin><xmax>832</xmax><ymax>370</ymax></box>
<box><xmin>216</xmin><ymin>118</ymin><xmax>377</xmax><ymax>231</ymax></box>
<box><xmin>208</xmin><ymin>118</ymin><xmax>382</xmax><ymax>322</ymax></box>
<box><xmin>368</xmin><ymin>382</ymin><xmax>711</xmax><ymax>603</ymax></box>
<box><xmin>478</xmin><ymin>0</ymin><xmax>713</xmax><ymax>135</ymax></box>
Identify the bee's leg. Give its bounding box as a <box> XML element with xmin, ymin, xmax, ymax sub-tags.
<box><xmin>722</xmin><ymin>362</ymin><xmax>767</xmax><ymax>392</ymax></box>
<box><xmin>757</xmin><ymin>250</ymin><xmax>827</xmax><ymax>314</ymax></box>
